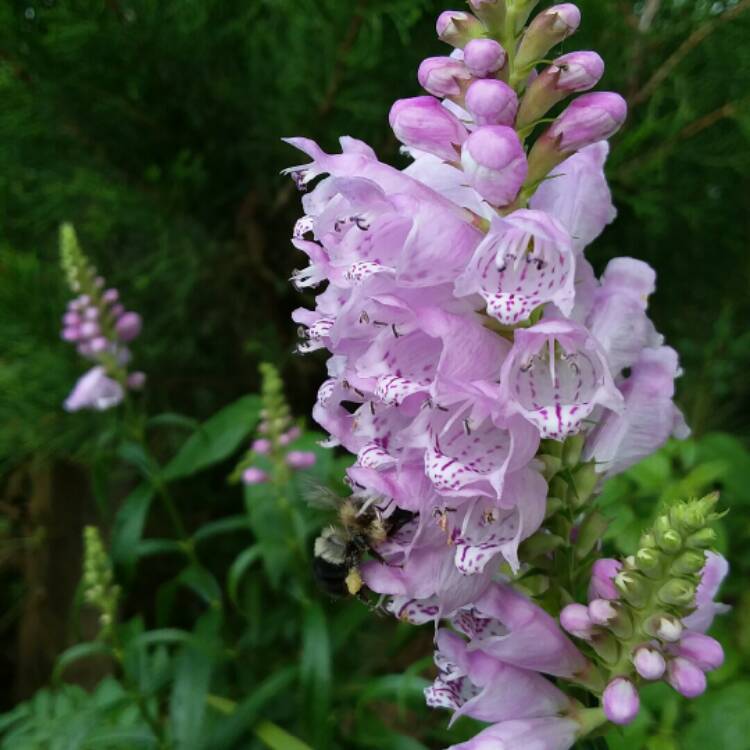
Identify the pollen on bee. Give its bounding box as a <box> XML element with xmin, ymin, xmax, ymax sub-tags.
<box><xmin>345</xmin><ymin>568</ymin><xmax>363</xmax><ymax>595</ymax></box>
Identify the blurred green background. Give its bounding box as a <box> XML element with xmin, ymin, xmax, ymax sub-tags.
<box><xmin>1</xmin><ymin>0</ymin><xmax>750</xmax><ymax>748</ymax></box>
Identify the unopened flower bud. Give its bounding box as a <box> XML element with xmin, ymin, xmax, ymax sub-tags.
<box><xmin>127</xmin><ymin>371</ymin><xmax>146</xmax><ymax>390</ymax></box>
<box><xmin>516</xmin><ymin>51</ymin><xmax>605</xmax><ymax>130</ymax></box>
<box><xmin>242</xmin><ymin>467</ymin><xmax>268</xmax><ymax>485</ymax></box>
<box><xmin>286</xmin><ymin>450</ymin><xmax>317</xmax><ymax>470</ymax></box>
<box><xmin>463</xmin><ymin>38</ymin><xmax>507</xmax><ymax>77</ymax></box>
<box><xmin>686</xmin><ymin>528</ymin><xmax>717</xmax><ymax>550</ymax></box>
<box><xmin>436</xmin><ymin>10</ymin><xmax>484</xmax><ymax>48</ymax></box>
<box><xmin>615</xmin><ymin>571</ymin><xmax>648</xmax><ymax>608</ymax></box>
<box><xmin>527</xmin><ymin>92</ymin><xmax>627</xmax><ymax>182</ymax></box>
<box><xmin>89</xmin><ymin>336</ymin><xmax>109</xmax><ymax>354</ymax></box>
<box><xmin>460</xmin><ymin>125</ymin><xmax>527</xmax><ymax>206</ymax></box>
<box><xmin>79</xmin><ymin>320</ymin><xmax>100</xmax><ymax>339</ymax></box>
<box><xmin>671</xmin><ymin>550</ymin><xmax>706</xmax><ymax>576</ymax></box>
<box><xmin>83</xmin><ymin>306</ymin><xmax>99</xmax><ymax>321</ymax></box>
<box><xmin>657</xmin><ymin>529</ymin><xmax>683</xmax><ymax>553</ymax></box>
<box><xmin>111</xmin><ymin>303</ymin><xmax>125</xmax><ymax>319</ymax></box>
<box><xmin>634</xmin><ymin>647</ymin><xmax>666</xmax><ymax>680</ymax></box>
<box><xmin>389</xmin><ymin>96</ymin><xmax>467</xmax><ymax>161</ymax></box>
<box><xmin>514</xmin><ymin>4</ymin><xmax>582</xmax><ymax>75</ymax></box>
<box><xmin>252</xmin><ymin>438</ymin><xmax>271</xmax><ymax>455</ymax></box>
<box><xmin>560</xmin><ymin>602</ymin><xmax>594</xmax><ymax>639</ymax></box>
<box><xmin>279</xmin><ymin>426</ymin><xmax>301</xmax><ymax>445</ymax></box>
<box><xmin>63</xmin><ymin>312</ymin><xmax>80</xmax><ymax>327</ymax></box>
<box><xmin>667</xmin><ymin>657</ymin><xmax>707</xmax><ymax>698</ymax></box>
<box><xmin>588</xmin><ymin>598</ymin><xmax>617</xmax><ymax>626</ymax></box>
<box><xmin>465</xmin><ymin>79</ymin><xmax>518</xmax><ymax>126</ymax></box>
<box><xmin>62</xmin><ymin>326</ymin><xmax>81</xmax><ymax>342</ymax></box>
<box><xmin>646</xmin><ymin>614</ymin><xmax>683</xmax><ymax>642</ymax></box>
<box><xmin>589</xmin><ymin>558</ymin><xmax>622</xmax><ymax>601</ymax></box>
<box><xmin>635</xmin><ymin>547</ymin><xmax>662</xmax><ymax>577</ymax></box>
<box><xmin>603</xmin><ymin>678</ymin><xmax>640</xmax><ymax>725</ymax></box>
<box><xmin>468</xmin><ymin>0</ymin><xmax>506</xmax><ymax>29</ymax></box>
<box><xmin>658</xmin><ymin>578</ymin><xmax>696</xmax><ymax>607</ymax></box>
<box><xmin>115</xmin><ymin>312</ymin><xmax>143</xmax><ymax>342</ymax></box>
<box><xmin>418</xmin><ymin>57</ymin><xmax>472</xmax><ymax>98</ymax></box>
<box><xmin>677</xmin><ymin>632</ymin><xmax>724</xmax><ymax>672</ymax></box>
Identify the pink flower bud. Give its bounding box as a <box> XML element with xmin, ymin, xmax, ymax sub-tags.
<box><xmin>94</xmin><ymin>276</ymin><xmax>105</xmax><ymax>289</ymax></box>
<box><xmin>588</xmin><ymin>598</ymin><xmax>617</xmax><ymax>626</ymax></box>
<box><xmin>89</xmin><ymin>336</ymin><xmax>109</xmax><ymax>353</ymax></box>
<box><xmin>286</xmin><ymin>450</ymin><xmax>317</xmax><ymax>470</ymax></box>
<box><xmin>103</xmin><ymin>288</ymin><xmax>119</xmax><ymax>304</ymax></box>
<box><xmin>553</xmin><ymin>51</ymin><xmax>605</xmax><ymax>92</ymax></box>
<box><xmin>257</xmin><ymin>420</ymin><xmax>269</xmax><ymax>435</ymax></box>
<box><xmin>461</xmin><ymin>125</ymin><xmax>527</xmax><ymax>206</ymax></box>
<box><xmin>603</xmin><ymin>678</ymin><xmax>640</xmax><ymax>725</ymax></box>
<box><xmin>463</xmin><ymin>38</ymin><xmax>507</xmax><ymax>77</ymax></box>
<box><xmin>63</xmin><ymin>312</ymin><xmax>80</xmax><ymax>327</ymax></box>
<box><xmin>115</xmin><ymin>312</ymin><xmax>143</xmax><ymax>342</ymax></box>
<box><xmin>252</xmin><ymin>438</ymin><xmax>271</xmax><ymax>455</ymax></box>
<box><xmin>656</xmin><ymin>615</ymin><xmax>683</xmax><ymax>643</ymax></box>
<box><xmin>242</xmin><ymin>467</ymin><xmax>268</xmax><ymax>485</ymax></box>
<box><xmin>389</xmin><ymin>96</ymin><xmax>467</xmax><ymax>161</ymax></box>
<box><xmin>279</xmin><ymin>426</ymin><xmax>302</xmax><ymax>445</ymax></box>
<box><xmin>436</xmin><ymin>10</ymin><xmax>484</xmax><ymax>48</ymax></box>
<box><xmin>549</xmin><ymin>92</ymin><xmax>628</xmax><ymax>152</ymax></box>
<box><xmin>83</xmin><ymin>306</ymin><xmax>99</xmax><ymax>321</ymax></box>
<box><xmin>127</xmin><ymin>371</ymin><xmax>147</xmax><ymax>390</ymax></box>
<box><xmin>667</xmin><ymin>657</ymin><xmax>707</xmax><ymax>698</ymax></box>
<box><xmin>79</xmin><ymin>321</ymin><xmax>100</xmax><ymax>339</ymax></box>
<box><xmin>418</xmin><ymin>57</ymin><xmax>471</xmax><ymax>98</ymax></box>
<box><xmin>61</xmin><ymin>326</ymin><xmax>81</xmax><ymax>342</ymax></box>
<box><xmin>634</xmin><ymin>647</ymin><xmax>666</xmax><ymax>680</ymax></box>
<box><xmin>465</xmin><ymin>79</ymin><xmax>519</xmax><ymax>126</ymax></box>
<box><xmin>677</xmin><ymin>632</ymin><xmax>724</xmax><ymax>672</ymax></box>
<box><xmin>588</xmin><ymin>558</ymin><xmax>622</xmax><ymax>600</ymax></box>
<box><xmin>560</xmin><ymin>603</ymin><xmax>594</xmax><ymax>640</ymax></box>
<box><xmin>111</xmin><ymin>303</ymin><xmax>125</xmax><ymax>319</ymax></box>
<box><xmin>515</xmin><ymin>4</ymin><xmax>581</xmax><ymax>73</ymax></box>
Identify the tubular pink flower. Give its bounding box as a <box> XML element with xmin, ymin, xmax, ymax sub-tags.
<box><xmin>447</xmin><ymin>717</ymin><xmax>579</xmax><ymax>750</ymax></box>
<box><xmin>603</xmin><ymin>678</ymin><xmax>640</xmax><ymax>725</ymax></box>
<box><xmin>455</xmin><ymin>209</ymin><xmax>575</xmax><ymax>325</ymax></box>
<box><xmin>588</xmin><ymin>558</ymin><xmax>622</xmax><ymax>601</ymax></box>
<box><xmin>115</xmin><ymin>311</ymin><xmax>143</xmax><ymax>342</ymax></box>
<box><xmin>286</xmin><ymin>450</ymin><xmax>317</xmax><ymax>469</ymax></box>
<box><xmin>418</xmin><ymin>57</ymin><xmax>472</xmax><ymax>98</ymax></box>
<box><xmin>436</xmin><ymin>10</ymin><xmax>484</xmax><ymax>47</ymax></box>
<box><xmin>499</xmin><ymin>319</ymin><xmax>623</xmax><ymax>440</ymax></box>
<box><xmin>242</xmin><ymin>467</ymin><xmax>269</xmax><ymax>485</ymax></box>
<box><xmin>64</xmin><ymin>366</ymin><xmax>125</xmax><ymax>412</ymax></box>
<box><xmin>465</xmin><ymin>79</ymin><xmax>519</xmax><ymax>126</ymax></box>
<box><xmin>463</xmin><ymin>38</ymin><xmax>507</xmax><ymax>78</ymax></box>
<box><xmin>460</xmin><ymin>125</ymin><xmax>527</xmax><ymax>206</ymax></box>
<box><xmin>252</xmin><ymin>438</ymin><xmax>272</xmax><ymax>454</ymax></box>
<box><xmin>676</xmin><ymin>632</ymin><xmax>724</xmax><ymax>672</ymax></box>
<box><xmin>682</xmin><ymin>552</ymin><xmax>730</xmax><ymax>633</ymax></box>
<box><xmin>550</xmin><ymin>92</ymin><xmax>628</xmax><ymax>152</ymax></box>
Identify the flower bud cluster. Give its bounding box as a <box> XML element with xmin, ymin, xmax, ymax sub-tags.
<box><xmin>560</xmin><ymin>495</ymin><xmax>729</xmax><ymax>726</ymax></box>
<box><xmin>388</xmin><ymin>1</ymin><xmax>626</xmax><ymax>209</ymax></box>
<box><xmin>82</xmin><ymin>525</ymin><xmax>120</xmax><ymax>640</ymax></box>
<box><xmin>233</xmin><ymin>363</ymin><xmax>316</xmax><ymax>486</ymax></box>
<box><xmin>285</xmin><ymin>2</ymin><xmax>696</xmax><ymax>749</ymax></box>
<box><xmin>59</xmin><ymin>224</ymin><xmax>145</xmax><ymax>411</ymax></box>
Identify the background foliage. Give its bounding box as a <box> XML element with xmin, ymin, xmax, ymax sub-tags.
<box><xmin>1</xmin><ymin>0</ymin><xmax>749</xmax><ymax>748</ymax></box>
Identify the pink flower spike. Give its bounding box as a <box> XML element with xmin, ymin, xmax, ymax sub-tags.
<box><xmin>460</xmin><ymin>125</ymin><xmax>527</xmax><ymax>206</ymax></box>
<box><xmin>252</xmin><ymin>438</ymin><xmax>272</xmax><ymax>455</ymax></box>
<box><xmin>465</xmin><ymin>79</ymin><xmax>519</xmax><ymax>127</ymax></box>
<box><xmin>115</xmin><ymin>312</ymin><xmax>143</xmax><ymax>342</ymax></box>
<box><xmin>603</xmin><ymin>678</ymin><xmax>640</xmax><ymax>725</ymax></box>
<box><xmin>667</xmin><ymin>657</ymin><xmax>707</xmax><ymax>698</ymax></box>
<box><xmin>418</xmin><ymin>57</ymin><xmax>472</xmax><ymax>98</ymax></box>
<box><xmin>242</xmin><ymin>467</ymin><xmax>269</xmax><ymax>485</ymax></box>
<box><xmin>389</xmin><ymin>96</ymin><xmax>467</xmax><ymax>161</ymax></box>
<box><xmin>634</xmin><ymin>647</ymin><xmax>666</xmax><ymax>680</ymax></box>
<box><xmin>677</xmin><ymin>632</ymin><xmax>724</xmax><ymax>672</ymax></box>
<box><xmin>463</xmin><ymin>39</ymin><xmax>507</xmax><ymax>78</ymax></box>
<box><xmin>560</xmin><ymin>603</ymin><xmax>594</xmax><ymax>640</ymax></box>
<box><xmin>286</xmin><ymin>450</ymin><xmax>317</xmax><ymax>470</ymax></box>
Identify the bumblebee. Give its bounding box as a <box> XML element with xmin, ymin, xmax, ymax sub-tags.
<box><xmin>310</xmin><ymin>491</ymin><xmax>415</xmax><ymax>598</ymax></box>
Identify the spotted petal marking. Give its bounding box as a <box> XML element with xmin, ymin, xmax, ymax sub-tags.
<box><xmin>344</xmin><ymin>261</ymin><xmax>395</xmax><ymax>286</ymax></box>
<box><xmin>425</xmin><ymin>676</ymin><xmax>479</xmax><ymax>712</ymax></box>
<box><xmin>357</xmin><ymin>442</ymin><xmax>395</xmax><ymax>469</ymax></box>
<box><xmin>388</xmin><ymin>596</ymin><xmax>441</xmax><ymax>625</ymax></box>
<box><xmin>293</xmin><ymin>215</ymin><xmax>315</xmax><ymax>239</ymax></box>
<box><xmin>375</xmin><ymin>374</ymin><xmax>429</xmax><ymax>406</ymax></box>
<box><xmin>453</xmin><ymin>506</ymin><xmax>519</xmax><ymax>575</ymax></box>
<box><xmin>452</xmin><ymin>608</ymin><xmax>509</xmax><ymax>641</ymax></box>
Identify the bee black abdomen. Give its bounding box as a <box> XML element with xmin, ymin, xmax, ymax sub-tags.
<box><xmin>312</xmin><ymin>555</ymin><xmax>349</xmax><ymax>598</ymax></box>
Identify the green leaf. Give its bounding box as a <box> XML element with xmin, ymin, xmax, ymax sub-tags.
<box><xmin>161</xmin><ymin>394</ymin><xmax>261</xmax><ymax>482</ymax></box>
<box><xmin>227</xmin><ymin>545</ymin><xmax>262</xmax><ymax>609</ymax></box>
<box><xmin>682</xmin><ymin>682</ymin><xmax>750</xmax><ymax>750</ymax></box>
<box><xmin>131</xmin><ymin>628</ymin><xmax>192</xmax><ymax>650</ymax></box>
<box><xmin>110</xmin><ymin>483</ymin><xmax>155</xmax><ymax>574</ymax></box>
<box><xmin>255</xmin><ymin>720</ymin><xmax>313</xmax><ymax>750</ymax></box>
<box><xmin>147</xmin><ymin>412</ymin><xmax>200</xmax><ymax>432</ymax></box>
<box><xmin>53</xmin><ymin>642</ymin><xmax>113</xmax><ymax>682</ymax></box>
<box><xmin>177</xmin><ymin>565</ymin><xmax>222</xmax><ymax>607</ymax></box>
<box><xmin>300</xmin><ymin>602</ymin><xmax>332</xmax><ymax>748</ymax></box>
<box><xmin>194</xmin><ymin>515</ymin><xmax>250</xmax><ymax>543</ymax></box>
<box><xmin>134</xmin><ymin>538</ymin><xmax>184</xmax><ymax>559</ymax></box>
